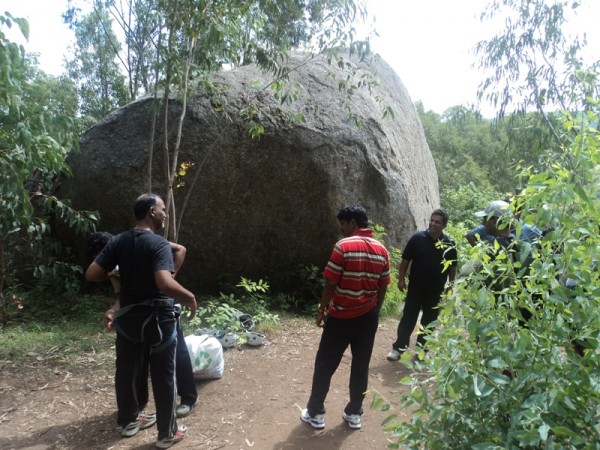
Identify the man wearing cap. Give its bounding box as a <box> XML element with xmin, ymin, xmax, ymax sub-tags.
<box><xmin>387</xmin><ymin>209</ymin><xmax>457</xmax><ymax>361</ymax></box>
<box><xmin>466</xmin><ymin>200</ymin><xmax>541</xmax><ymax>246</ymax></box>
<box><xmin>473</xmin><ymin>200</ymin><xmax>515</xmax><ymax>247</ymax></box>
<box><xmin>464</xmin><ymin>200</ymin><xmax>533</xmax><ymax>316</ymax></box>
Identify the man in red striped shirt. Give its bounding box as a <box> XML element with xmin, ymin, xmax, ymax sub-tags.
<box><xmin>300</xmin><ymin>205</ymin><xmax>391</xmax><ymax>431</ymax></box>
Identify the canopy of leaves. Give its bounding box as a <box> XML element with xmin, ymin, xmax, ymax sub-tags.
<box><xmin>63</xmin><ymin>0</ymin><xmax>370</xmax><ymax>112</ymax></box>
<box><xmin>382</xmin><ymin>0</ymin><xmax>600</xmax><ymax>444</ymax></box>
<box><xmin>0</xmin><ymin>14</ymin><xmax>97</xmax><ymax>314</ymax></box>
<box><xmin>385</xmin><ymin>106</ymin><xmax>600</xmax><ymax>449</ymax></box>
<box><xmin>476</xmin><ymin>0</ymin><xmax>599</xmax><ymax>143</ymax></box>
<box><xmin>65</xmin><ymin>6</ymin><xmax>129</xmax><ymax>120</ymax></box>
<box><xmin>417</xmin><ymin>102</ymin><xmax>560</xmax><ymax>201</ymax></box>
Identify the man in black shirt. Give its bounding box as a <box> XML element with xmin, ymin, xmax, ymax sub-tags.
<box><xmin>86</xmin><ymin>193</ymin><xmax>196</xmax><ymax>449</ymax></box>
<box><xmin>388</xmin><ymin>209</ymin><xmax>457</xmax><ymax>361</ymax></box>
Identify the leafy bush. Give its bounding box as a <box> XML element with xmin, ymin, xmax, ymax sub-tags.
<box><xmin>0</xmin><ymin>17</ymin><xmax>97</xmax><ymax>322</ymax></box>
<box><xmin>33</xmin><ymin>260</ymin><xmax>83</xmax><ymax>298</ymax></box>
<box><xmin>189</xmin><ymin>277</ymin><xmax>280</xmax><ymax>342</ymax></box>
<box><xmin>380</xmin><ymin>110</ymin><xmax>600</xmax><ymax>448</ymax></box>
<box><xmin>441</xmin><ymin>182</ymin><xmax>502</xmax><ymax>229</ymax></box>
<box><xmin>296</xmin><ymin>264</ymin><xmax>325</xmax><ymax>305</ymax></box>
<box><xmin>371</xmin><ymin>223</ymin><xmax>405</xmax><ymax>318</ymax></box>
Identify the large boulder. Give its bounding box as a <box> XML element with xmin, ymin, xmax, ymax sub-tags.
<box><xmin>60</xmin><ymin>52</ymin><xmax>439</xmax><ymax>292</ymax></box>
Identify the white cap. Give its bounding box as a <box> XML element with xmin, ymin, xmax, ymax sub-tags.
<box><xmin>474</xmin><ymin>200</ymin><xmax>510</xmax><ymax>218</ymax></box>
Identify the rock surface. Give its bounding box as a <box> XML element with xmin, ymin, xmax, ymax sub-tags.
<box><xmin>60</xmin><ymin>52</ymin><xmax>439</xmax><ymax>292</ymax></box>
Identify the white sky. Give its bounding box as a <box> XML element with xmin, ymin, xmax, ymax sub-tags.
<box><xmin>3</xmin><ymin>0</ymin><xmax>599</xmax><ymax>117</ymax></box>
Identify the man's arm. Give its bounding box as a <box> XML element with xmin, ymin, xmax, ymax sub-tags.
<box><xmin>466</xmin><ymin>225</ymin><xmax>487</xmax><ymax>247</ymax></box>
<box><xmin>448</xmin><ymin>265</ymin><xmax>457</xmax><ymax>284</ymax></box>
<box><xmin>465</xmin><ymin>233</ymin><xmax>478</xmax><ymax>247</ymax></box>
<box><xmin>155</xmin><ymin>270</ymin><xmax>197</xmax><ymax>318</ymax></box>
<box><xmin>445</xmin><ymin>265</ymin><xmax>457</xmax><ymax>295</ymax></box>
<box><xmin>376</xmin><ymin>284</ymin><xmax>388</xmax><ymax>310</ymax></box>
<box><xmin>397</xmin><ymin>259</ymin><xmax>410</xmax><ymax>291</ymax></box>
<box><xmin>170</xmin><ymin>242</ymin><xmax>186</xmax><ymax>277</ymax></box>
<box><xmin>86</xmin><ymin>261</ymin><xmax>110</xmax><ymax>283</ymax></box>
<box><xmin>104</xmin><ymin>299</ymin><xmax>120</xmax><ymax>330</ymax></box>
<box><xmin>316</xmin><ymin>279</ymin><xmax>336</xmax><ymax>327</ymax></box>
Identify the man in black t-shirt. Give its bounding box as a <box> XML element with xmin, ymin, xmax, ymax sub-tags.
<box><xmin>387</xmin><ymin>209</ymin><xmax>457</xmax><ymax>361</ymax></box>
<box><xmin>86</xmin><ymin>193</ymin><xmax>196</xmax><ymax>449</ymax></box>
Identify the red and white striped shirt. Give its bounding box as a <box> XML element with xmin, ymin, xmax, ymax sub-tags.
<box><xmin>323</xmin><ymin>228</ymin><xmax>391</xmax><ymax>319</ymax></box>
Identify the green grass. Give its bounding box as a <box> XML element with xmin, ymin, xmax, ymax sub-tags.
<box><xmin>0</xmin><ymin>320</ymin><xmax>112</xmax><ymax>367</ymax></box>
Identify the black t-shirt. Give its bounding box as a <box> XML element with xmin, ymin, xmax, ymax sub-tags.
<box><xmin>95</xmin><ymin>229</ymin><xmax>174</xmax><ymax>306</ymax></box>
<box><xmin>403</xmin><ymin>230</ymin><xmax>457</xmax><ymax>290</ymax></box>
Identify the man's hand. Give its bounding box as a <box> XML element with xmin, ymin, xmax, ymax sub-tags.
<box><xmin>104</xmin><ymin>309</ymin><xmax>115</xmax><ymax>330</ymax></box>
<box><xmin>316</xmin><ymin>309</ymin><xmax>326</xmax><ymax>327</ymax></box>
<box><xmin>104</xmin><ymin>300</ymin><xmax>120</xmax><ymax>330</ymax></box>
<box><xmin>397</xmin><ymin>278</ymin><xmax>407</xmax><ymax>292</ymax></box>
<box><xmin>180</xmin><ymin>296</ymin><xmax>197</xmax><ymax>320</ymax></box>
<box><xmin>316</xmin><ymin>280</ymin><xmax>336</xmax><ymax>327</ymax></box>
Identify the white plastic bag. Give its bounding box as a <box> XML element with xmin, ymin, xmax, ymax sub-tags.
<box><xmin>184</xmin><ymin>334</ymin><xmax>224</xmax><ymax>380</ymax></box>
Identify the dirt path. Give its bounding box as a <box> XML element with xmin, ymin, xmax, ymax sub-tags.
<box><xmin>0</xmin><ymin>316</ymin><xmax>415</xmax><ymax>449</ymax></box>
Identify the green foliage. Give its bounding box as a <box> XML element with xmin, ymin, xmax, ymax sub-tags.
<box><xmin>371</xmin><ymin>223</ymin><xmax>405</xmax><ymax>318</ymax></box>
<box><xmin>417</xmin><ymin>102</ymin><xmax>560</xmax><ymax>198</ymax></box>
<box><xmin>64</xmin><ymin>5</ymin><xmax>130</xmax><ymax>120</ymax></box>
<box><xmin>476</xmin><ymin>0</ymin><xmax>599</xmax><ymax>138</ymax></box>
<box><xmin>0</xmin><ymin>13</ymin><xmax>98</xmax><ymax>322</ymax></box>
<box><xmin>0</xmin><ymin>318</ymin><xmax>110</xmax><ymax>367</ymax></box>
<box><xmin>32</xmin><ymin>260</ymin><xmax>83</xmax><ymax>299</ymax></box>
<box><xmin>383</xmin><ymin>107</ymin><xmax>600</xmax><ymax>448</ymax></box>
<box><xmin>10</xmin><ymin>288</ymin><xmax>107</xmax><ymax>324</ymax></box>
<box><xmin>190</xmin><ymin>278</ymin><xmax>280</xmax><ymax>340</ymax></box>
<box><xmin>441</xmin><ymin>182</ymin><xmax>500</xmax><ymax>229</ymax></box>
<box><xmin>297</xmin><ymin>263</ymin><xmax>325</xmax><ymax>304</ymax></box>
<box><xmin>193</xmin><ymin>299</ymin><xmax>244</xmax><ymax>332</ymax></box>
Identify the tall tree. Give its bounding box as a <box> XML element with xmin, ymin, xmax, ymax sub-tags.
<box><xmin>0</xmin><ymin>13</ymin><xmax>97</xmax><ymax>321</ymax></box>
<box><xmin>475</xmin><ymin>0</ymin><xmax>599</xmax><ymax>142</ymax></box>
<box><xmin>93</xmin><ymin>0</ymin><xmax>161</xmax><ymax>99</ymax></box>
<box><xmin>65</xmin><ymin>5</ymin><xmax>130</xmax><ymax>120</ymax></box>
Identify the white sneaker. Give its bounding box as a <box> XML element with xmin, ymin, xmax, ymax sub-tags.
<box><xmin>155</xmin><ymin>425</ymin><xmax>187</xmax><ymax>449</ymax></box>
<box><xmin>342</xmin><ymin>412</ymin><xmax>362</xmax><ymax>429</ymax></box>
<box><xmin>176</xmin><ymin>403</ymin><xmax>194</xmax><ymax>418</ymax></box>
<box><xmin>387</xmin><ymin>349</ymin><xmax>402</xmax><ymax>361</ymax></box>
<box><xmin>121</xmin><ymin>412</ymin><xmax>157</xmax><ymax>437</ymax></box>
<box><xmin>300</xmin><ymin>408</ymin><xmax>325</xmax><ymax>430</ymax></box>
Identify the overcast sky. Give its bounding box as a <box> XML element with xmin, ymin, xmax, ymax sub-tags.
<box><xmin>4</xmin><ymin>0</ymin><xmax>599</xmax><ymax>117</ymax></box>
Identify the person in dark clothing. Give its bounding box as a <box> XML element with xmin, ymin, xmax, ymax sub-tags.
<box><xmin>88</xmin><ymin>232</ymin><xmax>198</xmax><ymax>419</ymax></box>
<box><xmin>132</xmin><ymin>241</ymin><xmax>197</xmax><ymax>418</ymax></box>
<box><xmin>86</xmin><ymin>193</ymin><xmax>196</xmax><ymax>449</ymax></box>
<box><xmin>388</xmin><ymin>209</ymin><xmax>457</xmax><ymax>361</ymax></box>
<box><xmin>474</xmin><ymin>200</ymin><xmax>534</xmax><ymax>325</ymax></box>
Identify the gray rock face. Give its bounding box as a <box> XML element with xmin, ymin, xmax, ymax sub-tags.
<box><xmin>61</xmin><ymin>52</ymin><xmax>439</xmax><ymax>292</ymax></box>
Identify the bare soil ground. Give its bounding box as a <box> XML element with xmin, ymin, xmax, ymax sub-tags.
<box><xmin>0</xmin><ymin>316</ymin><xmax>415</xmax><ymax>450</ymax></box>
